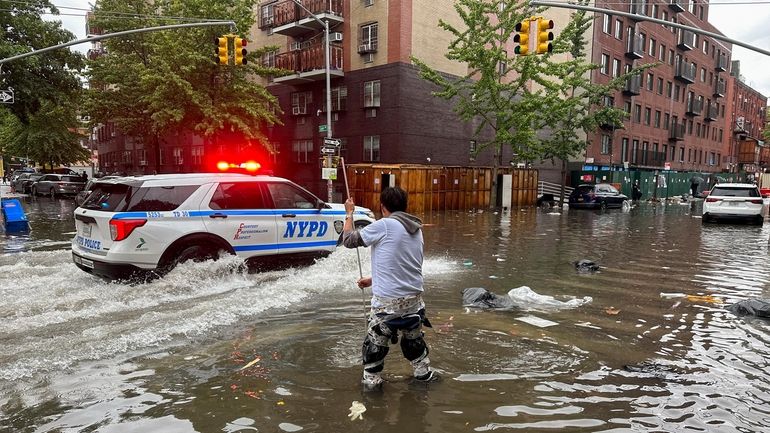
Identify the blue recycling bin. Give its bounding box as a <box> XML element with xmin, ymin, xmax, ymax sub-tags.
<box><xmin>1</xmin><ymin>198</ymin><xmax>30</xmax><ymax>232</ymax></box>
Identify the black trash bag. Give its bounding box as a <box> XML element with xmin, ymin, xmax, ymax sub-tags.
<box><xmin>726</xmin><ymin>299</ymin><xmax>770</xmax><ymax>319</ymax></box>
<box><xmin>574</xmin><ymin>259</ymin><xmax>599</xmax><ymax>273</ymax></box>
<box><xmin>461</xmin><ymin>287</ymin><xmax>515</xmax><ymax>310</ymax></box>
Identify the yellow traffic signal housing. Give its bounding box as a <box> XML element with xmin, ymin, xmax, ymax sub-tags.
<box><xmin>513</xmin><ymin>20</ymin><xmax>530</xmax><ymax>56</ymax></box>
<box><xmin>234</xmin><ymin>37</ymin><xmax>248</xmax><ymax>65</ymax></box>
<box><xmin>216</xmin><ymin>36</ymin><xmax>229</xmax><ymax>65</ymax></box>
<box><xmin>536</xmin><ymin>18</ymin><xmax>554</xmax><ymax>54</ymax></box>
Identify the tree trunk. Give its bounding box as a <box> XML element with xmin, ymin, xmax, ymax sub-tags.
<box><xmin>559</xmin><ymin>159</ymin><xmax>567</xmax><ymax>212</ymax></box>
<box><xmin>489</xmin><ymin>144</ymin><xmax>499</xmax><ymax>210</ymax></box>
<box><xmin>153</xmin><ymin>133</ymin><xmax>161</xmax><ymax>175</ymax></box>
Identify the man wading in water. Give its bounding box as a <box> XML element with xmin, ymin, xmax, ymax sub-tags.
<box><xmin>343</xmin><ymin>186</ymin><xmax>438</xmax><ymax>389</ymax></box>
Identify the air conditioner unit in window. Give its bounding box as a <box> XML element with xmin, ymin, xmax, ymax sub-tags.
<box><xmin>175</xmin><ymin>158</ymin><xmax>183</xmax><ymax>165</ymax></box>
<box><xmin>292</xmin><ymin>106</ymin><xmax>306</xmax><ymax>115</ymax></box>
<box><xmin>263</xmin><ymin>16</ymin><xmax>274</xmax><ymax>26</ymax></box>
<box><xmin>290</xmin><ymin>41</ymin><xmax>303</xmax><ymax>51</ymax></box>
<box><xmin>329</xmin><ymin>32</ymin><xmax>343</xmax><ymax>42</ymax></box>
<box><xmin>358</xmin><ymin>43</ymin><xmax>375</xmax><ymax>54</ymax></box>
<box><xmin>139</xmin><ymin>160</ymin><xmax>147</xmax><ymax>166</ymax></box>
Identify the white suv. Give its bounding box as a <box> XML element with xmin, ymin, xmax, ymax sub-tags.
<box><xmin>71</xmin><ymin>173</ymin><xmax>375</xmax><ymax>280</ymax></box>
<box><xmin>702</xmin><ymin>183</ymin><xmax>767</xmax><ymax>224</ymax></box>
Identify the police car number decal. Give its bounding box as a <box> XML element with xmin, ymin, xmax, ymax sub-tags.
<box><xmin>283</xmin><ymin>221</ymin><xmax>328</xmax><ymax>238</ymax></box>
<box><xmin>76</xmin><ymin>235</ymin><xmax>102</xmax><ymax>251</ymax></box>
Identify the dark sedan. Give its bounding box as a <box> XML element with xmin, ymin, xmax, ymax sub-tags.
<box><xmin>11</xmin><ymin>173</ymin><xmax>43</xmax><ymax>194</ymax></box>
<box><xmin>569</xmin><ymin>183</ymin><xmax>630</xmax><ymax>210</ymax></box>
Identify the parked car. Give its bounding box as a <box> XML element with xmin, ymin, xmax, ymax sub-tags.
<box><xmin>75</xmin><ymin>176</ymin><xmax>119</xmax><ymax>206</ymax></box>
<box><xmin>71</xmin><ymin>172</ymin><xmax>376</xmax><ymax>280</ymax></box>
<box><xmin>11</xmin><ymin>172</ymin><xmax>44</xmax><ymax>194</ymax></box>
<box><xmin>568</xmin><ymin>183</ymin><xmax>630</xmax><ymax>210</ymax></box>
<box><xmin>702</xmin><ymin>183</ymin><xmax>767</xmax><ymax>224</ymax></box>
<box><xmin>9</xmin><ymin>168</ymin><xmax>36</xmax><ymax>183</ymax></box>
<box><xmin>31</xmin><ymin>174</ymin><xmax>87</xmax><ymax>197</ymax></box>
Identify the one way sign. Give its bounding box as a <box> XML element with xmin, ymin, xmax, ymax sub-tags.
<box><xmin>0</xmin><ymin>89</ymin><xmax>14</xmax><ymax>104</ymax></box>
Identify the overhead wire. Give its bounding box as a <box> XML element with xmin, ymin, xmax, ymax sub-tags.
<box><xmin>0</xmin><ymin>0</ymin><xmax>229</xmax><ymax>23</ymax></box>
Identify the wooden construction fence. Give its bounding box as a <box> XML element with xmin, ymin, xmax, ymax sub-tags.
<box><xmin>344</xmin><ymin>164</ymin><xmax>538</xmax><ymax>215</ymax></box>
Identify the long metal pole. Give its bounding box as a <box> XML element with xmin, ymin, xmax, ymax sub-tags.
<box><xmin>290</xmin><ymin>0</ymin><xmax>335</xmax><ymax>203</ymax></box>
<box><xmin>324</xmin><ymin>20</ymin><xmax>334</xmax><ymax>203</ymax></box>
<box><xmin>0</xmin><ymin>21</ymin><xmax>235</xmax><ymax>65</ymax></box>
<box><xmin>530</xmin><ymin>0</ymin><xmax>770</xmax><ymax>57</ymax></box>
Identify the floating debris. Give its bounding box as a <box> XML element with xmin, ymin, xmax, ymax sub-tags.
<box><xmin>240</xmin><ymin>356</ymin><xmax>262</xmax><ymax>371</ymax></box>
<box><xmin>605</xmin><ymin>307</ymin><xmax>621</xmax><ymax>315</ymax></box>
<box><xmin>515</xmin><ymin>315</ymin><xmax>558</xmax><ymax>328</ymax></box>
<box><xmin>348</xmin><ymin>401</ymin><xmax>366</xmax><ymax>421</ymax></box>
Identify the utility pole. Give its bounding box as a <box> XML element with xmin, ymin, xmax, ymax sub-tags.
<box><xmin>290</xmin><ymin>0</ymin><xmax>335</xmax><ymax>203</ymax></box>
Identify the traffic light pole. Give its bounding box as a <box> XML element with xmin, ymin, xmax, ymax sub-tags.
<box><xmin>291</xmin><ymin>0</ymin><xmax>334</xmax><ymax>203</ymax></box>
<box><xmin>530</xmin><ymin>1</ymin><xmax>770</xmax><ymax>57</ymax></box>
<box><xmin>0</xmin><ymin>21</ymin><xmax>236</xmax><ymax>65</ymax></box>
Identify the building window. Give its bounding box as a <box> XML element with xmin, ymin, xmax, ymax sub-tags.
<box><xmin>651</xmin><ymin>4</ymin><xmax>658</xmax><ymax>18</ymax></box>
<box><xmin>601</xmin><ymin>134</ymin><xmax>611</xmax><ymax>155</ymax></box>
<box><xmin>600</xmin><ymin>53</ymin><xmax>609</xmax><ymax>74</ymax></box>
<box><xmin>679</xmin><ymin>147</ymin><xmax>685</xmax><ymax>162</ymax></box>
<box><xmin>614</xmin><ymin>19</ymin><xmax>622</xmax><ymax>39</ymax></box>
<box><xmin>654</xmin><ymin>110</ymin><xmax>661</xmax><ymax>128</ymax></box>
<box><xmin>621</xmin><ymin>137</ymin><xmax>629</xmax><ymax>161</ymax></box>
<box><xmin>647</xmin><ymin>73</ymin><xmax>654</xmax><ymax>91</ymax></box>
<box><xmin>644</xmin><ymin>107</ymin><xmax>651</xmax><ymax>125</ymax></box>
<box><xmin>603</xmin><ymin>14</ymin><xmax>611</xmax><ymax>34</ymax></box>
<box><xmin>659</xmin><ymin>44</ymin><xmax>665</xmax><ymax>61</ymax></box>
<box><xmin>363</xmin><ymin>135</ymin><xmax>380</xmax><ymax>162</ymax></box>
<box><xmin>291</xmin><ymin>91</ymin><xmax>312</xmax><ymax>115</ymax></box>
<box><xmin>674</xmin><ymin>84</ymin><xmax>680</xmax><ymax>101</ymax></box>
<box><xmin>657</xmin><ymin>77</ymin><xmax>664</xmax><ymax>94</ymax></box>
<box><xmin>631</xmin><ymin>139</ymin><xmax>639</xmax><ymax>164</ymax></box>
<box><xmin>322</xmin><ymin>85</ymin><xmax>348</xmax><ymax>112</ymax></box>
<box><xmin>649</xmin><ymin>38</ymin><xmax>656</xmax><ymax>56</ymax></box>
<box><xmin>634</xmin><ymin>104</ymin><xmax>642</xmax><ymax>123</ymax></box>
<box><xmin>292</xmin><ymin>140</ymin><xmax>313</xmax><ymax>163</ymax></box>
<box><xmin>173</xmin><ymin>147</ymin><xmax>183</xmax><ymax>165</ymax></box>
<box><xmin>363</xmin><ymin>80</ymin><xmax>381</xmax><ymax>107</ymax></box>
<box><xmin>666</xmin><ymin>81</ymin><xmax>672</xmax><ymax>98</ymax></box>
<box><xmin>360</xmin><ymin>22</ymin><xmax>379</xmax><ymax>52</ymax></box>
<box><xmin>668</xmin><ymin>49</ymin><xmax>674</xmax><ymax>65</ymax></box>
<box><xmin>624</xmin><ymin>100</ymin><xmax>632</xmax><ymax>114</ymax></box>
<box><xmin>664</xmin><ymin>112</ymin><xmax>670</xmax><ymax>129</ymax></box>
<box><xmin>612</xmin><ymin>58</ymin><xmax>621</xmax><ymax>77</ymax></box>
<box><xmin>192</xmin><ymin>145</ymin><xmax>203</xmax><ymax>165</ymax></box>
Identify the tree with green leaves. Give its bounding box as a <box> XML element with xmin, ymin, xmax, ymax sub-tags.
<box><xmin>413</xmin><ymin>0</ymin><xmax>651</xmax><ymax>208</ymax></box>
<box><xmin>0</xmin><ymin>0</ymin><xmax>88</xmax><ymax>168</ymax></box>
<box><xmin>85</xmin><ymin>0</ymin><xmax>284</xmax><ymax>173</ymax></box>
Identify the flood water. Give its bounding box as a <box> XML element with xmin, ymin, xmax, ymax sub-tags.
<box><xmin>2</xmin><ymin>195</ymin><xmax>770</xmax><ymax>432</ymax></box>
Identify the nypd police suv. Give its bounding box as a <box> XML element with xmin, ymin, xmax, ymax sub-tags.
<box><xmin>71</xmin><ymin>172</ymin><xmax>375</xmax><ymax>280</ymax></box>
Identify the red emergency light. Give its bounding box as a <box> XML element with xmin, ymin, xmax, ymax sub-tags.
<box><xmin>216</xmin><ymin>160</ymin><xmax>262</xmax><ymax>173</ymax></box>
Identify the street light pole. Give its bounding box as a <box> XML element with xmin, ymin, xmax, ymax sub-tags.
<box><xmin>291</xmin><ymin>0</ymin><xmax>334</xmax><ymax>203</ymax></box>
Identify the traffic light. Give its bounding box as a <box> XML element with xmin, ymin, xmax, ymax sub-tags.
<box><xmin>514</xmin><ymin>20</ymin><xmax>530</xmax><ymax>56</ymax></box>
<box><xmin>234</xmin><ymin>37</ymin><xmax>248</xmax><ymax>65</ymax></box>
<box><xmin>216</xmin><ymin>36</ymin><xmax>229</xmax><ymax>65</ymax></box>
<box><xmin>536</xmin><ymin>18</ymin><xmax>554</xmax><ymax>54</ymax></box>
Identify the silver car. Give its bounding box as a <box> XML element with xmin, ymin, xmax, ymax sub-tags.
<box><xmin>31</xmin><ymin>174</ymin><xmax>87</xmax><ymax>198</ymax></box>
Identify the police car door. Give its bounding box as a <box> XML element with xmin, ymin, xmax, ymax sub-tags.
<box><xmin>265</xmin><ymin>181</ymin><xmax>336</xmax><ymax>255</ymax></box>
<box><xmin>202</xmin><ymin>181</ymin><xmax>278</xmax><ymax>257</ymax></box>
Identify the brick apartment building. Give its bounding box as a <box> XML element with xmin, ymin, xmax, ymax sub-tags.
<box><xmin>583</xmin><ymin>0</ymin><xmax>766</xmax><ymax>177</ymax></box>
<box><xmin>726</xmin><ymin>60</ymin><xmax>768</xmax><ymax>174</ymax></box>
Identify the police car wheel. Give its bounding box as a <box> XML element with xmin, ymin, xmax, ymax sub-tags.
<box><xmin>176</xmin><ymin>245</ymin><xmax>218</xmax><ymax>265</ymax></box>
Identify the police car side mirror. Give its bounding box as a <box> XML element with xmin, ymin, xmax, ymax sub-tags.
<box><xmin>316</xmin><ymin>199</ymin><xmax>327</xmax><ymax>210</ymax></box>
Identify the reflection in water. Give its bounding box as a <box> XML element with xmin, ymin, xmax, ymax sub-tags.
<box><xmin>1</xmin><ymin>201</ymin><xmax>770</xmax><ymax>432</ymax></box>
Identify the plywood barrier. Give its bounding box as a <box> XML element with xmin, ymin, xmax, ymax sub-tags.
<box><xmin>345</xmin><ymin>164</ymin><xmax>538</xmax><ymax>214</ymax></box>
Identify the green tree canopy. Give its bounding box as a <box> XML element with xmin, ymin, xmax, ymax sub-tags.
<box><xmin>0</xmin><ymin>0</ymin><xmax>87</xmax><ymax>166</ymax></box>
<box><xmin>85</xmin><ymin>0</ymin><xmax>283</xmax><ymax>171</ymax></box>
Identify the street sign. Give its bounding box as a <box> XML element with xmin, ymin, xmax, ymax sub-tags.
<box><xmin>0</xmin><ymin>89</ymin><xmax>14</xmax><ymax>104</ymax></box>
<box><xmin>323</xmin><ymin>138</ymin><xmax>341</xmax><ymax>147</ymax></box>
<box><xmin>321</xmin><ymin>167</ymin><xmax>337</xmax><ymax>180</ymax></box>
<box><xmin>318</xmin><ymin>124</ymin><xmax>328</xmax><ymax>132</ymax></box>
<box><xmin>321</xmin><ymin>146</ymin><xmax>336</xmax><ymax>154</ymax></box>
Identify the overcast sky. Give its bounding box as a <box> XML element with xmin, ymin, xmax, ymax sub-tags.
<box><xmin>47</xmin><ymin>0</ymin><xmax>770</xmax><ymax>98</ymax></box>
